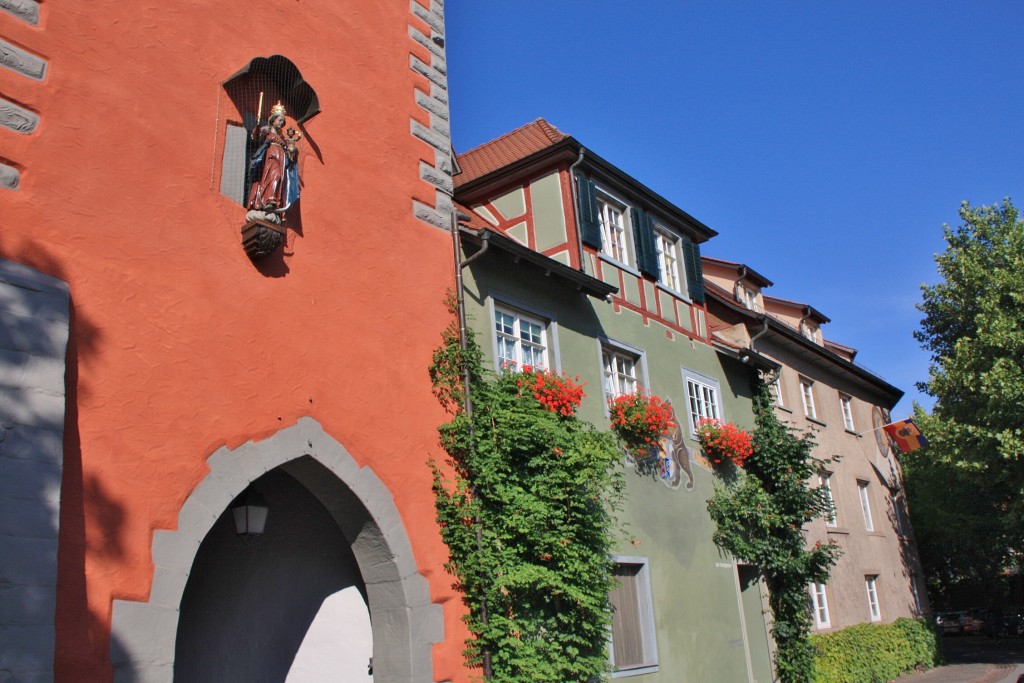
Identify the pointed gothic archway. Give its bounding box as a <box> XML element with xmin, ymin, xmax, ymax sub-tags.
<box><xmin>109</xmin><ymin>418</ymin><xmax>443</xmax><ymax>682</ymax></box>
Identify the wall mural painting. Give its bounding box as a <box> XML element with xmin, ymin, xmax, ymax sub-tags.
<box><xmin>625</xmin><ymin>400</ymin><xmax>695</xmax><ymax>491</ymax></box>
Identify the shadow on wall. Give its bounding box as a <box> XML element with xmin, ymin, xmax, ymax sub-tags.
<box><xmin>0</xmin><ymin>238</ymin><xmax>131</xmax><ymax>679</ymax></box>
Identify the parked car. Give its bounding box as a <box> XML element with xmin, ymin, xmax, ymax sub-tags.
<box><xmin>936</xmin><ymin>611</ymin><xmax>967</xmax><ymax>635</ymax></box>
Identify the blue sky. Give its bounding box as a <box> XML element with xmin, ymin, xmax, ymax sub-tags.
<box><xmin>445</xmin><ymin>1</ymin><xmax>1024</xmax><ymax>417</ymax></box>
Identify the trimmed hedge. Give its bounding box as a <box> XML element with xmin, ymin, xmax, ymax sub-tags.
<box><xmin>811</xmin><ymin>618</ymin><xmax>944</xmax><ymax>683</ymax></box>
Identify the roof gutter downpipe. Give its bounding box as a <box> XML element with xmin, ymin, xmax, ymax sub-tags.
<box><xmin>449</xmin><ymin>210</ymin><xmax>494</xmax><ymax>681</ymax></box>
<box><xmin>749</xmin><ymin>314</ymin><xmax>770</xmax><ymax>354</ymax></box>
<box><xmin>568</xmin><ymin>147</ymin><xmax>586</xmax><ymax>271</ymax></box>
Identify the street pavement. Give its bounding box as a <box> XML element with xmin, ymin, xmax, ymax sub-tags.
<box><xmin>893</xmin><ymin>633</ymin><xmax>1024</xmax><ymax>683</ymax></box>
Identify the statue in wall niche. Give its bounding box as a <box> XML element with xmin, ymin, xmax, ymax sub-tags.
<box><xmin>246</xmin><ymin>99</ymin><xmax>301</xmax><ymax>226</ymax></box>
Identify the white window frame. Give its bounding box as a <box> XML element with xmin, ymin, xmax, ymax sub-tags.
<box><xmin>493</xmin><ymin>303</ymin><xmax>549</xmax><ymax>371</ymax></box>
<box><xmin>858</xmin><ymin>481</ymin><xmax>874</xmax><ymax>532</ymax></box>
<box><xmin>840</xmin><ymin>394</ymin><xmax>855</xmax><ymax>432</ymax></box>
<box><xmin>811</xmin><ymin>582</ymin><xmax>831</xmax><ymax>628</ymax></box>
<box><xmin>653</xmin><ymin>226</ymin><xmax>683</xmax><ymax>293</ymax></box>
<box><xmin>681</xmin><ymin>368</ymin><xmax>722</xmax><ymax>435</ymax></box>
<box><xmin>771</xmin><ymin>375</ymin><xmax>785</xmax><ymax>408</ymax></box>
<box><xmin>819</xmin><ymin>473</ymin><xmax>837</xmax><ymax>527</ymax></box>
<box><xmin>609</xmin><ymin>556</ymin><xmax>658</xmax><ymax>677</ymax></box>
<box><xmin>597</xmin><ymin>191</ymin><xmax>630</xmax><ymax>266</ymax></box>
<box><xmin>600</xmin><ymin>340</ymin><xmax>647</xmax><ymax>406</ymax></box>
<box><xmin>800</xmin><ymin>378</ymin><xmax>817</xmax><ymax>420</ymax></box>
<box><xmin>865</xmin><ymin>576</ymin><xmax>881</xmax><ymax>622</ymax></box>
<box><xmin>736</xmin><ymin>282</ymin><xmax>760</xmax><ymax>311</ymax></box>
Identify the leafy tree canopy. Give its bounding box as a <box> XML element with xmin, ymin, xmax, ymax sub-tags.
<box><xmin>907</xmin><ymin>198</ymin><xmax>1024</xmax><ymax>597</ymax></box>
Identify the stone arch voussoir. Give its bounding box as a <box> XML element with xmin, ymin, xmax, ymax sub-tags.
<box><xmin>109</xmin><ymin>417</ymin><xmax>443</xmax><ymax>683</ymax></box>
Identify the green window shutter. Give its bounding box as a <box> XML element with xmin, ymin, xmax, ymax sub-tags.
<box><xmin>576</xmin><ymin>174</ymin><xmax>602</xmax><ymax>249</ymax></box>
<box><xmin>630</xmin><ymin>207</ymin><xmax>660</xmax><ymax>279</ymax></box>
<box><xmin>682</xmin><ymin>237</ymin><xmax>705</xmax><ymax>303</ymax></box>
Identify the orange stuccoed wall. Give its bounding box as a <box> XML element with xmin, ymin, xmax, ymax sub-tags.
<box><xmin>2</xmin><ymin>1</ymin><xmax>467</xmax><ymax>680</ymax></box>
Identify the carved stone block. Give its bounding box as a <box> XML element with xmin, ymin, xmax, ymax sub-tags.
<box><xmin>0</xmin><ymin>97</ymin><xmax>38</xmax><ymax>134</ymax></box>
<box><xmin>0</xmin><ymin>39</ymin><xmax>47</xmax><ymax>81</ymax></box>
<box><xmin>0</xmin><ymin>0</ymin><xmax>40</xmax><ymax>25</ymax></box>
<box><xmin>0</xmin><ymin>162</ymin><xmax>20</xmax><ymax>191</ymax></box>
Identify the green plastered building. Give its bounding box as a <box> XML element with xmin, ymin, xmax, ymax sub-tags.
<box><xmin>453</xmin><ymin>119</ymin><xmax>776</xmax><ymax>682</ymax></box>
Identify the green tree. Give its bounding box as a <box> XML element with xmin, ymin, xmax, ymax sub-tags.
<box><xmin>707</xmin><ymin>384</ymin><xmax>840</xmax><ymax>683</ymax></box>
<box><xmin>907</xmin><ymin>198</ymin><xmax>1024</xmax><ymax>597</ymax></box>
<box><xmin>429</xmin><ymin>301</ymin><xmax>625</xmax><ymax>682</ymax></box>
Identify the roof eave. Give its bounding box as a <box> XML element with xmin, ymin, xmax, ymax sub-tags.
<box><xmin>459</xmin><ymin>226</ymin><xmax>618</xmax><ymax>300</ymax></box>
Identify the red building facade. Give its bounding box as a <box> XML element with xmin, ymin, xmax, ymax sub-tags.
<box><xmin>1</xmin><ymin>1</ymin><xmax>466</xmax><ymax>680</ymax></box>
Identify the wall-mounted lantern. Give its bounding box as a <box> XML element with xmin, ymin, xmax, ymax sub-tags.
<box><xmin>231</xmin><ymin>489</ymin><xmax>269</xmax><ymax>535</ymax></box>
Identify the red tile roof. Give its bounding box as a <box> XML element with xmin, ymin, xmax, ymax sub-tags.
<box><xmin>455</xmin><ymin>118</ymin><xmax>570</xmax><ymax>188</ymax></box>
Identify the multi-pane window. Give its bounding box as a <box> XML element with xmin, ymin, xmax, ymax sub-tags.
<box><xmin>865</xmin><ymin>576</ymin><xmax>881</xmax><ymax>621</ymax></box>
<box><xmin>819</xmin><ymin>473</ymin><xmax>837</xmax><ymax>527</ymax></box>
<box><xmin>654</xmin><ymin>228</ymin><xmax>681</xmax><ymax>292</ymax></box>
<box><xmin>800</xmin><ymin>378</ymin><xmax>817</xmax><ymax>420</ymax></box>
<box><xmin>603</xmin><ymin>348</ymin><xmax>639</xmax><ymax>400</ymax></box>
<box><xmin>736</xmin><ymin>283</ymin><xmax>759</xmax><ymax>311</ymax></box>
<box><xmin>609</xmin><ymin>558</ymin><xmax>658</xmax><ymax>675</ymax></box>
<box><xmin>892</xmin><ymin>491</ymin><xmax>906</xmax><ymax>536</ymax></box>
<box><xmin>683</xmin><ymin>371</ymin><xmax>721</xmax><ymax>433</ymax></box>
<box><xmin>811</xmin><ymin>582</ymin><xmax>830</xmax><ymax>628</ymax></box>
<box><xmin>598</xmin><ymin>195</ymin><xmax>629</xmax><ymax>264</ymax></box>
<box><xmin>858</xmin><ymin>481</ymin><xmax>874</xmax><ymax>531</ymax></box>
<box><xmin>494</xmin><ymin>306</ymin><xmax>547</xmax><ymax>370</ymax></box>
<box><xmin>840</xmin><ymin>394</ymin><xmax>855</xmax><ymax>431</ymax></box>
<box><xmin>770</xmin><ymin>376</ymin><xmax>785</xmax><ymax>408</ymax></box>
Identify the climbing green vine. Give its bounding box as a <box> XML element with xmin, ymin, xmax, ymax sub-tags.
<box><xmin>707</xmin><ymin>381</ymin><xmax>841</xmax><ymax>683</ymax></box>
<box><xmin>429</xmin><ymin>298</ymin><xmax>625</xmax><ymax>682</ymax></box>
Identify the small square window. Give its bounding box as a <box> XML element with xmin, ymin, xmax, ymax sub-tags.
<box><xmin>494</xmin><ymin>305</ymin><xmax>549</xmax><ymax>370</ymax></box>
<box><xmin>610</xmin><ymin>558</ymin><xmax>658</xmax><ymax>676</ymax></box>
<box><xmin>840</xmin><ymin>395</ymin><xmax>855</xmax><ymax>431</ymax></box>
<box><xmin>598</xmin><ymin>194</ymin><xmax>630</xmax><ymax>265</ymax></box>
<box><xmin>819</xmin><ymin>473</ymin><xmax>837</xmax><ymax>527</ymax></box>
<box><xmin>800</xmin><ymin>378</ymin><xmax>817</xmax><ymax>420</ymax></box>
<box><xmin>858</xmin><ymin>481</ymin><xmax>874</xmax><ymax>532</ymax></box>
<box><xmin>865</xmin><ymin>576</ymin><xmax>881</xmax><ymax>622</ymax></box>
<box><xmin>810</xmin><ymin>582</ymin><xmax>830</xmax><ymax>628</ymax></box>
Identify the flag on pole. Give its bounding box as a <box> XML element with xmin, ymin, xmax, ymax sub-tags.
<box><xmin>882</xmin><ymin>418</ymin><xmax>929</xmax><ymax>453</ymax></box>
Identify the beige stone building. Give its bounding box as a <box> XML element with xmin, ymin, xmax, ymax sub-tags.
<box><xmin>701</xmin><ymin>256</ymin><xmax>929</xmax><ymax>633</ymax></box>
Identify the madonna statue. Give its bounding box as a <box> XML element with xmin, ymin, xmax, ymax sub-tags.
<box><xmin>246</xmin><ymin>101</ymin><xmax>301</xmax><ymax>224</ymax></box>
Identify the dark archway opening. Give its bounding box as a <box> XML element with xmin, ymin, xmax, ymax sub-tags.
<box><xmin>174</xmin><ymin>468</ymin><xmax>371</xmax><ymax>682</ymax></box>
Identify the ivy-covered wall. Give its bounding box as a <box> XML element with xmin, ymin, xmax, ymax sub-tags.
<box><xmin>462</xmin><ymin>256</ymin><xmax>773</xmax><ymax>682</ymax></box>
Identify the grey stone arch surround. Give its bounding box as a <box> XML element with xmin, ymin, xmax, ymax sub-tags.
<box><xmin>110</xmin><ymin>417</ymin><xmax>444</xmax><ymax>682</ymax></box>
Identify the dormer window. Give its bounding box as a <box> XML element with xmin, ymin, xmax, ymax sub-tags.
<box><xmin>736</xmin><ymin>283</ymin><xmax>759</xmax><ymax>311</ymax></box>
<box><xmin>597</xmin><ymin>193</ymin><xmax>630</xmax><ymax>265</ymax></box>
<box><xmin>654</xmin><ymin>227</ymin><xmax>682</xmax><ymax>292</ymax></box>
<box><xmin>800</xmin><ymin>320</ymin><xmax>819</xmax><ymax>343</ymax></box>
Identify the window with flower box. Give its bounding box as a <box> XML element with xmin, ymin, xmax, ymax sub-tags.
<box><xmin>601</xmin><ymin>343</ymin><xmax>644</xmax><ymax>403</ymax></box>
<box><xmin>682</xmin><ymin>368</ymin><xmax>722</xmax><ymax>434</ymax></box>
<box><xmin>494</xmin><ymin>304</ymin><xmax>549</xmax><ymax>370</ymax></box>
<box><xmin>609</xmin><ymin>557</ymin><xmax>658</xmax><ymax>677</ymax></box>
